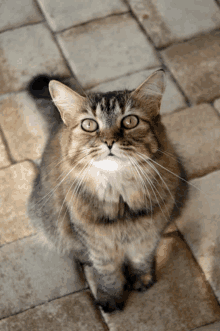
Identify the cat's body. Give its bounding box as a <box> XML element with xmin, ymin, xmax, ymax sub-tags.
<box><xmin>28</xmin><ymin>70</ymin><xmax>188</xmax><ymax>312</ymax></box>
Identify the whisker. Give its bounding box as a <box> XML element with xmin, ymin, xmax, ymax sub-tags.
<box><xmin>157</xmin><ymin>148</ymin><xmax>183</xmax><ymax>165</ymax></box>
<box><xmin>132</xmin><ymin>156</ymin><xmax>170</xmax><ymax>222</ymax></box>
<box><xmin>29</xmin><ymin>153</ymin><xmax>90</xmax><ymax>211</ymax></box>
<box><xmin>74</xmin><ymin>160</ymin><xmax>94</xmax><ymax>198</ymax></box>
<box><xmin>137</xmin><ymin>152</ymin><xmax>176</xmax><ymax>203</ymax></box>
<box><xmin>41</xmin><ymin>147</ymin><xmax>89</xmax><ymax>175</ymax></box>
<box><xmin>127</xmin><ymin>154</ymin><xmax>153</xmax><ymax>221</ymax></box>
<box><xmin>147</xmin><ymin>154</ymin><xmax>209</xmax><ymax>197</ymax></box>
<box><xmin>60</xmin><ymin>159</ymin><xmax>94</xmax><ymax>226</ymax></box>
<box><xmin>40</xmin><ymin>148</ymin><xmax>91</xmax><ymax>189</ymax></box>
<box><xmin>56</xmin><ymin>159</ymin><xmax>92</xmax><ymax>223</ymax></box>
<box><xmin>58</xmin><ymin>159</ymin><xmax>94</xmax><ymax>228</ymax></box>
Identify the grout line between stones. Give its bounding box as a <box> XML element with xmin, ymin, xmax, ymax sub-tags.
<box><xmin>0</xmin><ymin>0</ymin><xmax>219</xmax><ymax>111</ymax></box>
<box><xmin>154</xmin><ymin>52</ymin><xmax>191</xmax><ymax>107</ymax></box>
<box><xmin>156</xmin><ymin>27</ymin><xmax>220</xmax><ymax>52</ymax></box>
<box><xmin>1</xmin><ymin>1</ymin><xmax>219</xmax><ymax>326</ymax></box>
<box><xmin>33</xmin><ymin>1</ymin><xmax>135</xmax><ymax>100</ymax></box>
<box><xmin>175</xmin><ymin>230</ymin><xmax>220</xmax><ymax>307</ymax></box>
<box><xmin>1</xmin><ymin>0</ymin><xmax>217</xmax><ymax>110</ymax></box>
<box><xmin>0</xmin><ymin>233</ymin><xmax>38</xmax><ymax>250</ymax></box>
<box><xmin>32</xmin><ymin>1</ymin><xmax>72</xmax><ymax>75</ymax></box>
<box><xmin>52</xmin><ymin>32</ymin><xmax>90</xmax><ymax>98</ymax></box>
<box><xmin>83</xmin><ymin>273</ymin><xmax>111</xmax><ymax>330</ymax></box>
<box><xmin>123</xmin><ymin>0</ymin><xmax>193</xmax><ymax>107</ymax></box>
<box><xmin>189</xmin><ymin>320</ymin><xmax>220</xmax><ymax>331</ymax></box>
<box><xmin>0</xmin><ymin>233</ymin><xmax>110</xmax><ymax>329</ymax></box>
<box><xmin>190</xmin><ymin>165</ymin><xmax>220</xmax><ymax>181</ymax></box>
<box><xmin>123</xmin><ymin>1</ymin><xmax>220</xmax><ymax>109</ymax></box>
<box><xmin>0</xmin><ymin>230</ymin><xmax>110</xmax><ymax>328</ymax></box>
<box><xmin>0</xmin><ymin>288</ymin><xmax>90</xmax><ymax>323</ymax></box>
<box><xmin>0</xmin><ymin>20</ymin><xmax>45</xmax><ymax>36</ymax></box>
<box><xmin>0</xmin><ymin>126</ymin><xmax>16</xmax><ymax>165</ymax></box>
<box><xmin>85</xmin><ymin>65</ymin><xmax>162</xmax><ymax>91</ymax></box>
<box><xmin>56</xmin><ymin>10</ymin><xmax>130</xmax><ymax>34</ymax></box>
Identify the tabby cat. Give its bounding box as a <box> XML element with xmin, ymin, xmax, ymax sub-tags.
<box><xmin>27</xmin><ymin>69</ymin><xmax>188</xmax><ymax>313</ymax></box>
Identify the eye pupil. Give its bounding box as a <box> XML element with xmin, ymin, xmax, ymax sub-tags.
<box><xmin>82</xmin><ymin>119</ymin><xmax>98</xmax><ymax>132</ymax></box>
<box><xmin>122</xmin><ymin>115</ymin><xmax>138</xmax><ymax>129</ymax></box>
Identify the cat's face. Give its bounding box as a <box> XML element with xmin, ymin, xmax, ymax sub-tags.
<box><xmin>49</xmin><ymin>70</ymin><xmax>165</xmax><ymax>197</ymax></box>
<box><xmin>77</xmin><ymin>91</ymin><xmax>159</xmax><ymax>172</ymax></box>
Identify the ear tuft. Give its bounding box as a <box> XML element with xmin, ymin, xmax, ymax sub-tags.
<box><xmin>132</xmin><ymin>69</ymin><xmax>165</xmax><ymax>99</ymax></box>
<box><xmin>49</xmin><ymin>80</ymin><xmax>86</xmax><ymax>126</ymax></box>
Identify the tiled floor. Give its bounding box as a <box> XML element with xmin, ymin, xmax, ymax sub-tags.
<box><xmin>1</xmin><ymin>0</ymin><xmax>220</xmax><ymax>330</ymax></box>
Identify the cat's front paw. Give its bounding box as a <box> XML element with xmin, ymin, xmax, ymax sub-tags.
<box><xmin>133</xmin><ymin>272</ymin><xmax>156</xmax><ymax>292</ymax></box>
<box><xmin>95</xmin><ymin>288</ymin><xmax>127</xmax><ymax>313</ymax></box>
<box><xmin>95</xmin><ymin>296</ymin><xmax>125</xmax><ymax>313</ymax></box>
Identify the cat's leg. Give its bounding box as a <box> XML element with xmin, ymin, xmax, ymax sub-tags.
<box><xmin>128</xmin><ymin>255</ymin><xmax>157</xmax><ymax>292</ymax></box>
<box><xmin>126</xmin><ymin>234</ymin><xmax>159</xmax><ymax>292</ymax></box>
<box><xmin>90</xmin><ymin>250</ymin><xmax>128</xmax><ymax>313</ymax></box>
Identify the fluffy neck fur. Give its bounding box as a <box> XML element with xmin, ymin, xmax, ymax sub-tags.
<box><xmin>45</xmin><ymin>69</ymin><xmax>179</xmax><ymax>224</ymax></box>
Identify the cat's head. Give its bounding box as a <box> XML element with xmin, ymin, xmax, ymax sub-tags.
<box><xmin>49</xmin><ymin>69</ymin><xmax>166</xmax><ymax>183</ymax></box>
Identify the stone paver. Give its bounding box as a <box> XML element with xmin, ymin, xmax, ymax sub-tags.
<box><xmin>37</xmin><ymin>0</ymin><xmax>128</xmax><ymax>32</ymax></box>
<box><xmin>175</xmin><ymin>169</ymin><xmax>220</xmax><ymax>303</ymax></box>
<box><xmin>63</xmin><ymin>76</ymin><xmax>88</xmax><ymax>95</ymax></box>
<box><xmin>1</xmin><ymin>0</ymin><xmax>220</xmax><ymax>329</ymax></box>
<box><xmin>162</xmin><ymin>103</ymin><xmax>220</xmax><ymax>180</ymax></box>
<box><xmin>0</xmin><ymin>290</ymin><xmax>107</xmax><ymax>331</ymax></box>
<box><xmin>0</xmin><ymin>0</ymin><xmax>43</xmax><ymax>32</ymax></box>
<box><xmin>85</xmin><ymin>233</ymin><xmax>220</xmax><ymax>331</ymax></box>
<box><xmin>213</xmin><ymin>98</ymin><xmax>220</xmax><ymax>116</ymax></box>
<box><xmin>0</xmin><ymin>235</ymin><xmax>86</xmax><ymax>319</ymax></box>
<box><xmin>0</xmin><ymin>129</ymin><xmax>11</xmax><ymax>169</ymax></box>
<box><xmin>57</xmin><ymin>13</ymin><xmax>160</xmax><ymax>89</ymax></box>
<box><xmin>128</xmin><ymin>0</ymin><xmax>220</xmax><ymax>48</ymax></box>
<box><xmin>0</xmin><ymin>161</ymin><xmax>37</xmax><ymax>246</ymax></box>
<box><xmin>192</xmin><ymin>321</ymin><xmax>220</xmax><ymax>331</ymax></box>
<box><xmin>0</xmin><ymin>23</ymin><xmax>70</xmax><ymax>95</ymax></box>
<box><xmin>161</xmin><ymin>30</ymin><xmax>220</xmax><ymax>105</ymax></box>
<box><xmin>0</xmin><ymin>91</ymin><xmax>49</xmax><ymax>163</ymax></box>
<box><xmin>90</xmin><ymin>68</ymin><xmax>187</xmax><ymax>114</ymax></box>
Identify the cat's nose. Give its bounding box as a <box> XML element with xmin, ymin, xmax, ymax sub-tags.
<box><xmin>104</xmin><ymin>140</ymin><xmax>115</xmax><ymax>150</ymax></box>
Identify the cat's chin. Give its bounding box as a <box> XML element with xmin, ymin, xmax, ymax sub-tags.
<box><xmin>91</xmin><ymin>156</ymin><xmax>122</xmax><ymax>172</ymax></box>
<box><xmin>87</xmin><ymin>156</ymin><xmax>138</xmax><ymax>204</ymax></box>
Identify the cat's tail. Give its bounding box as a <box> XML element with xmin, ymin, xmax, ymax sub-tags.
<box><xmin>27</xmin><ymin>74</ymin><xmax>85</xmax><ymax>100</ymax></box>
<box><xmin>27</xmin><ymin>74</ymin><xmax>63</xmax><ymax>99</ymax></box>
<box><xmin>27</xmin><ymin>74</ymin><xmax>86</xmax><ymax>131</ymax></box>
<box><xmin>27</xmin><ymin>75</ymin><xmax>65</xmax><ymax>131</ymax></box>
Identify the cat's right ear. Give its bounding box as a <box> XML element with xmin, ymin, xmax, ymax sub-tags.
<box><xmin>49</xmin><ymin>80</ymin><xmax>86</xmax><ymax>126</ymax></box>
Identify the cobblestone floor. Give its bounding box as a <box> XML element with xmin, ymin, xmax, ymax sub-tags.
<box><xmin>1</xmin><ymin>0</ymin><xmax>220</xmax><ymax>330</ymax></box>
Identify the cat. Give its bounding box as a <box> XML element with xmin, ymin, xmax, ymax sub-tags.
<box><xmin>27</xmin><ymin>69</ymin><xmax>188</xmax><ymax>313</ymax></box>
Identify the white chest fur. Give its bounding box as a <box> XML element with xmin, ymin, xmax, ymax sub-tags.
<box><xmin>88</xmin><ymin>157</ymin><xmax>143</xmax><ymax>204</ymax></box>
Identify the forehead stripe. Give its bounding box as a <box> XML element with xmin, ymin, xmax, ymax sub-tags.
<box><xmin>88</xmin><ymin>90</ymin><xmax>131</xmax><ymax>115</ymax></box>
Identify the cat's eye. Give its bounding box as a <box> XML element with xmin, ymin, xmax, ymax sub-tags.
<box><xmin>122</xmin><ymin>115</ymin><xmax>139</xmax><ymax>129</ymax></box>
<box><xmin>81</xmin><ymin>119</ymin><xmax>98</xmax><ymax>132</ymax></box>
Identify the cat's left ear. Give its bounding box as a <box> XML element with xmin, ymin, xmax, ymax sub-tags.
<box><xmin>49</xmin><ymin>80</ymin><xmax>87</xmax><ymax>126</ymax></box>
<box><xmin>131</xmin><ymin>69</ymin><xmax>165</xmax><ymax>115</ymax></box>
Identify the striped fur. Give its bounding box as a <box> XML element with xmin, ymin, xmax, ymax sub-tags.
<box><xmin>28</xmin><ymin>70</ymin><xmax>188</xmax><ymax>312</ymax></box>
